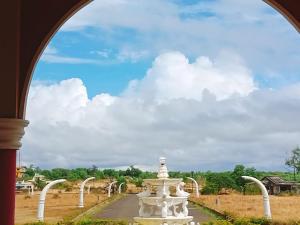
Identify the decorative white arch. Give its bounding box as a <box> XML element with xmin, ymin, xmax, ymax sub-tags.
<box><xmin>242</xmin><ymin>176</ymin><xmax>272</xmax><ymax>219</ymax></box>
<box><xmin>187</xmin><ymin>177</ymin><xmax>199</xmax><ymax>197</ymax></box>
<box><xmin>79</xmin><ymin>177</ymin><xmax>95</xmax><ymax>208</ymax></box>
<box><xmin>37</xmin><ymin>179</ymin><xmax>66</xmax><ymax>221</ymax></box>
<box><xmin>118</xmin><ymin>182</ymin><xmax>125</xmax><ymax>194</ymax></box>
<box><xmin>108</xmin><ymin>181</ymin><xmax>118</xmax><ymax>197</ymax></box>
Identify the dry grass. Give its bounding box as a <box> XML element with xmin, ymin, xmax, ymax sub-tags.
<box><xmin>15</xmin><ymin>191</ymin><xmax>108</xmax><ymax>225</ymax></box>
<box><xmin>190</xmin><ymin>194</ymin><xmax>300</xmax><ymax>222</ymax></box>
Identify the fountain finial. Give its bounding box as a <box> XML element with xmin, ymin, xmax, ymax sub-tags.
<box><xmin>157</xmin><ymin>157</ymin><xmax>169</xmax><ymax>179</ymax></box>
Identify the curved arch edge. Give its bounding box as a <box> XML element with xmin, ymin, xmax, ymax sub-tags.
<box><xmin>18</xmin><ymin>0</ymin><xmax>92</xmax><ymax>119</ymax></box>
<box><xmin>264</xmin><ymin>0</ymin><xmax>300</xmax><ymax>33</ymax></box>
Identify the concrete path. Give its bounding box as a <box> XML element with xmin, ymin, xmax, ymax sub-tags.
<box><xmin>94</xmin><ymin>194</ymin><xmax>215</xmax><ymax>223</ymax></box>
<box><xmin>188</xmin><ymin>201</ymin><xmax>215</xmax><ymax>223</ymax></box>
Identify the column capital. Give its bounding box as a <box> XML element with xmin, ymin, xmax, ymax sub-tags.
<box><xmin>0</xmin><ymin>118</ymin><xmax>29</xmax><ymax>150</ymax></box>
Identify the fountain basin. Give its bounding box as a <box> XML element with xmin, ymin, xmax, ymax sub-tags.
<box><xmin>139</xmin><ymin>196</ymin><xmax>187</xmax><ymax>206</ymax></box>
<box><xmin>143</xmin><ymin>178</ymin><xmax>182</xmax><ymax>187</ymax></box>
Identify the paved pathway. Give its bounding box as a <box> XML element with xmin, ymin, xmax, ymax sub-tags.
<box><xmin>94</xmin><ymin>194</ymin><xmax>215</xmax><ymax>223</ymax></box>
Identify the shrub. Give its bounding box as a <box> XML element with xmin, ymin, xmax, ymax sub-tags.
<box><xmin>34</xmin><ymin>178</ymin><xmax>47</xmax><ymax>190</ymax></box>
<box><xmin>223</xmin><ymin>211</ymin><xmax>236</xmax><ymax>222</ymax></box>
<box><xmin>65</xmin><ymin>186</ymin><xmax>73</xmax><ymax>192</ymax></box>
<box><xmin>201</xmin><ymin>183</ymin><xmax>219</xmax><ymax>194</ymax></box>
<box><xmin>202</xmin><ymin>220</ymin><xmax>233</xmax><ymax>225</ymax></box>
<box><xmin>233</xmin><ymin>218</ymin><xmax>259</xmax><ymax>225</ymax></box>
<box><xmin>248</xmin><ymin>218</ymin><xmax>271</xmax><ymax>225</ymax></box>
<box><xmin>24</xmin><ymin>194</ymin><xmax>32</xmax><ymax>199</ymax></box>
<box><xmin>52</xmin><ymin>193</ymin><xmax>60</xmax><ymax>199</ymax></box>
<box><xmin>25</xmin><ymin>220</ymin><xmax>128</xmax><ymax>225</ymax></box>
<box><xmin>270</xmin><ymin>221</ymin><xmax>300</xmax><ymax>225</ymax></box>
<box><xmin>133</xmin><ymin>177</ymin><xmax>143</xmax><ymax>187</ymax></box>
<box><xmin>75</xmin><ymin>219</ymin><xmax>127</xmax><ymax>225</ymax></box>
<box><xmin>244</xmin><ymin>184</ymin><xmax>261</xmax><ymax>195</ymax></box>
<box><xmin>24</xmin><ymin>222</ymin><xmax>48</xmax><ymax>225</ymax></box>
<box><xmin>202</xmin><ymin>218</ymin><xmax>272</xmax><ymax>225</ymax></box>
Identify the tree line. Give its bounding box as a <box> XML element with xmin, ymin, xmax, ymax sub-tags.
<box><xmin>22</xmin><ymin>163</ymin><xmax>300</xmax><ymax>194</ymax></box>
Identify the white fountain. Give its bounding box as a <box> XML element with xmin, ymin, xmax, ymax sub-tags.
<box><xmin>133</xmin><ymin>157</ymin><xmax>193</xmax><ymax>225</ymax></box>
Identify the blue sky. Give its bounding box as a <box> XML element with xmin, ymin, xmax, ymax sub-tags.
<box><xmin>25</xmin><ymin>0</ymin><xmax>300</xmax><ymax>170</ymax></box>
<box><xmin>35</xmin><ymin>28</ymin><xmax>151</xmax><ymax>97</ymax></box>
<box><xmin>34</xmin><ymin>0</ymin><xmax>300</xmax><ymax>97</ymax></box>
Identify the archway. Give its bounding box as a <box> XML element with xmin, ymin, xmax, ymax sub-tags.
<box><xmin>0</xmin><ymin>1</ymin><xmax>299</xmax><ymax>225</ymax></box>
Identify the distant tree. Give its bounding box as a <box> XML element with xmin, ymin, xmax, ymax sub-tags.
<box><xmin>40</xmin><ymin>170</ymin><xmax>52</xmax><ymax>179</ymax></box>
<box><xmin>95</xmin><ymin>170</ymin><xmax>105</xmax><ymax>179</ymax></box>
<box><xmin>190</xmin><ymin>171</ymin><xmax>195</xmax><ymax>178</ymax></box>
<box><xmin>244</xmin><ymin>167</ymin><xmax>257</xmax><ymax>177</ymax></box>
<box><xmin>201</xmin><ymin>182</ymin><xmax>218</xmax><ymax>194</ymax></box>
<box><xmin>169</xmin><ymin>171</ymin><xmax>182</xmax><ymax>178</ymax></box>
<box><xmin>231</xmin><ymin>164</ymin><xmax>258</xmax><ymax>193</ymax></box>
<box><xmin>24</xmin><ymin>166</ymin><xmax>35</xmax><ymax>178</ymax></box>
<box><xmin>285</xmin><ymin>146</ymin><xmax>300</xmax><ymax>181</ymax></box>
<box><xmin>125</xmin><ymin>165</ymin><xmax>142</xmax><ymax>178</ymax></box>
<box><xmin>34</xmin><ymin>177</ymin><xmax>46</xmax><ymax>190</ymax></box>
<box><xmin>117</xmin><ymin>176</ymin><xmax>127</xmax><ymax>192</ymax></box>
<box><xmin>103</xmin><ymin>169</ymin><xmax>119</xmax><ymax>178</ymax></box>
<box><xmin>73</xmin><ymin>168</ymin><xmax>88</xmax><ymax>179</ymax></box>
<box><xmin>50</xmin><ymin>168</ymin><xmax>70</xmax><ymax>180</ymax></box>
<box><xmin>87</xmin><ymin>165</ymin><xmax>98</xmax><ymax>176</ymax></box>
<box><xmin>133</xmin><ymin>177</ymin><xmax>143</xmax><ymax>187</ymax></box>
<box><xmin>231</xmin><ymin>165</ymin><xmax>246</xmax><ymax>187</ymax></box>
<box><xmin>203</xmin><ymin>172</ymin><xmax>237</xmax><ymax>194</ymax></box>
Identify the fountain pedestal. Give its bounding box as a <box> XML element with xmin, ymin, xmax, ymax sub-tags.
<box><xmin>133</xmin><ymin>157</ymin><xmax>194</xmax><ymax>225</ymax></box>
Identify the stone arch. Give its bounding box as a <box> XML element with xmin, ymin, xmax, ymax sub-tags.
<box><xmin>18</xmin><ymin>0</ymin><xmax>92</xmax><ymax>119</ymax></box>
<box><xmin>0</xmin><ymin>1</ymin><xmax>299</xmax><ymax>224</ymax></box>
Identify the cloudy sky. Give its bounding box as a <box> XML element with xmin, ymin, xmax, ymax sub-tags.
<box><xmin>22</xmin><ymin>0</ymin><xmax>300</xmax><ymax>171</ymax></box>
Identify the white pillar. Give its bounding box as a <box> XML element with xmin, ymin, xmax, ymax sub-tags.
<box><xmin>118</xmin><ymin>182</ymin><xmax>124</xmax><ymax>194</ymax></box>
<box><xmin>79</xmin><ymin>177</ymin><xmax>95</xmax><ymax>208</ymax></box>
<box><xmin>187</xmin><ymin>177</ymin><xmax>199</xmax><ymax>197</ymax></box>
<box><xmin>87</xmin><ymin>185</ymin><xmax>91</xmax><ymax>195</ymax></box>
<box><xmin>108</xmin><ymin>181</ymin><xmax>118</xmax><ymax>197</ymax></box>
<box><xmin>37</xmin><ymin>179</ymin><xmax>66</xmax><ymax>221</ymax></box>
<box><xmin>242</xmin><ymin>176</ymin><xmax>272</xmax><ymax>219</ymax></box>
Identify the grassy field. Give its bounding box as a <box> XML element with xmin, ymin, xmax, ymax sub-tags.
<box><xmin>190</xmin><ymin>194</ymin><xmax>300</xmax><ymax>222</ymax></box>
<box><xmin>15</xmin><ymin>191</ymin><xmax>108</xmax><ymax>225</ymax></box>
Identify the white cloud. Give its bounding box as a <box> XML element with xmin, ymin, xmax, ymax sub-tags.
<box><xmin>41</xmin><ymin>54</ymin><xmax>100</xmax><ymax>64</ymax></box>
<box><xmin>41</xmin><ymin>45</ymin><xmax>101</xmax><ymax>64</ymax></box>
<box><xmin>23</xmin><ymin>51</ymin><xmax>300</xmax><ymax>171</ymax></box>
<box><xmin>117</xmin><ymin>48</ymin><xmax>149</xmax><ymax>63</ymax></box>
<box><xmin>44</xmin><ymin>46</ymin><xmax>58</xmax><ymax>55</ymax></box>
<box><xmin>124</xmin><ymin>51</ymin><xmax>256</xmax><ymax>101</ymax></box>
<box><xmin>59</xmin><ymin>0</ymin><xmax>300</xmax><ymax>76</ymax></box>
<box><xmin>62</xmin><ymin>0</ymin><xmax>179</xmax><ymax>32</ymax></box>
<box><xmin>42</xmin><ymin>46</ymin><xmax>148</xmax><ymax>64</ymax></box>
